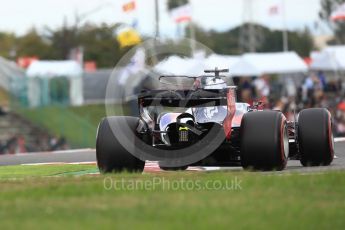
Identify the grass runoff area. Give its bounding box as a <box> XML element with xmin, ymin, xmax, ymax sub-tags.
<box><xmin>18</xmin><ymin>104</ymin><xmax>132</xmax><ymax>148</ymax></box>
<box><xmin>0</xmin><ymin>165</ymin><xmax>344</xmax><ymax>229</ymax></box>
<box><xmin>18</xmin><ymin>105</ymin><xmax>107</xmax><ymax>148</ymax></box>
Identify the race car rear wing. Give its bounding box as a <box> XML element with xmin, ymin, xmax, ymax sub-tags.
<box><xmin>138</xmin><ymin>88</ymin><xmax>236</xmax><ymax>108</ymax></box>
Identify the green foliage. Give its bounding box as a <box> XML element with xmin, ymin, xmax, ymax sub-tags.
<box><xmin>260</xmin><ymin>28</ymin><xmax>314</xmax><ymax>57</ymax></box>
<box><xmin>320</xmin><ymin>0</ymin><xmax>345</xmax><ymax>44</ymax></box>
<box><xmin>167</xmin><ymin>0</ymin><xmax>189</xmax><ymax>11</ymax></box>
<box><xmin>16</xmin><ymin>29</ymin><xmax>54</xmax><ymax>59</ymax></box>
<box><xmin>77</xmin><ymin>23</ymin><xmax>123</xmax><ymax>67</ymax></box>
<box><xmin>47</xmin><ymin>23</ymin><xmax>124</xmax><ymax>67</ymax></box>
<box><xmin>1</xmin><ymin>19</ymin><xmax>314</xmax><ymax>67</ymax></box>
<box><xmin>286</xmin><ymin>29</ymin><xmax>315</xmax><ymax>56</ymax></box>
<box><xmin>0</xmin><ymin>23</ymin><xmax>125</xmax><ymax>68</ymax></box>
<box><xmin>0</xmin><ymin>32</ymin><xmax>16</xmax><ymax>59</ymax></box>
<box><xmin>46</xmin><ymin>24</ymin><xmax>78</xmax><ymax>60</ymax></box>
<box><xmin>188</xmin><ymin>23</ymin><xmax>314</xmax><ymax>56</ymax></box>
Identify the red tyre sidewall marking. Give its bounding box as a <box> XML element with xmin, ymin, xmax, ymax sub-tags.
<box><xmin>224</xmin><ymin>88</ymin><xmax>236</xmax><ymax>140</ymax></box>
<box><xmin>280</xmin><ymin>115</ymin><xmax>287</xmax><ymax>167</ymax></box>
<box><xmin>327</xmin><ymin>111</ymin><xmax>334</xmax><ymax>160</ymax></box>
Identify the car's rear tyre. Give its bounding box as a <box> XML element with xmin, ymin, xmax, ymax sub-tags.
<box><xmin>298</xmin><ymin>108</ymin><xmax>334</xmax><ymax>166</ymax></box>
<box><xmin>96</xmin><ymin>116</ymin><xmax>145</xmax><ymax>173</ymax></box>
<box><xmin>240</xmin><ymin>111</ymin><xmax>288</xmax><ymax>171</ymax></box>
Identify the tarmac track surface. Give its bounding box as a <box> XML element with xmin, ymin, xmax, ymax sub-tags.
<box><xmin>1</xmin><ymin>140</ymin><xmax>345</xmax><ymax>173</ymax></box>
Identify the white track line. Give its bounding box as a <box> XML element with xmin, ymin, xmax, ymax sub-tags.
<box><xmin>19</xmin><ymin>137</ymin><xmax>345</xmax><ymax>172</ymax></box>
<box><xmin>22</xmin><ymin>162</ymin><xmax>97</xmax><ymax>166</ymax></box>
<box><xmin>21</xmin><ymin>161</ymin><xmax>205</xmax><ymax>173</ymax></box>
<box><xmin>335</xmin><ymin>137</ymin><xmax>345</xmax><ymax>143</ymax></box>
<box><xmin>14</xmin><ymin>148</ymin><xmax>95</xmax><ymax>157</ymax></box>
<box><xmin>290</xmin><ymin>138</ymin><xmax>345</xmax><ymax>143</ymax></box>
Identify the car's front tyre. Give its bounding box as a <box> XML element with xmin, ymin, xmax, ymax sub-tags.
<box><xmin>298</xmin><ymin>108</ymin><xmax>334</xmax><ymax>166</ymax></box>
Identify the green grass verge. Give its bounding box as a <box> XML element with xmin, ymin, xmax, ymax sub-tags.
<box><xmin>18</xmin><ymin>105</ymin><xmax>107</xmax><ymax>148</ymax></box>
<box><xmin>0</xmin><ymin>164</ymin><xmax>97</xmax><ymax>179</ymax></box>
<box><xmin>0</xmin><ymin>165</ymin><xmax>345</xmax><ymax>229</ymax></box>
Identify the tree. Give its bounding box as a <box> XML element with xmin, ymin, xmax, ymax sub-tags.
<box><xmin>188</xmin><ymin>24</ymin><xmax>314</xmax><ymax>57</ymax></box>
<box><xmin>46</xmin><ymin>21</ymin><xmax>78</xmax><ymax>60</ymax></box>
<box><xmin>286</xmin><ymin>29</ymin><xmax>315</xmax><ymax>57</ymax></box>
<box><xmin>319</xmin><ymin>0</ymin><xmax>345</xmax><ymax>44</ymax></box>
<box><xmin>46</xmin><ymin>22</ymin><xmax>124</xmax><ymax>67</ymax></box>
<box><xmin>0</xmin><ymin>32</ymin><xmax>16</xmax><ymax>59</ymax></box>
<box><xmin>78</xmin><ymin>23</ymin><xmax>123</xmax><ymax>68</ymax></box>
<box><xmin>167</xmin><ymin>0</ymin><xmax>189</xmax><ymax>11</ymax></box>
<box><xmin>260</xmin><ymin>28</ymin><xmax>314</xmax><ymax>57</ymax></box>
<box><xmin>16</xmin><ymin>28</ymin><xmax>54</xmax><ymax>59</ymax></box>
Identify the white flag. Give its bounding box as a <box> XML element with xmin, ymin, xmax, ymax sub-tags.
<box><xmin>268</xmin><ymin>4</ymin><xmax>280</xmax><ymax>16</ymax></box>
<box><xmin>170</xmin><ymin>4</ymin><xmax>192</xmax><ymax>23</ymax></box>
<box><xmin>331</xmin><ymin>3</ymin><xmax>345</xmax><ymax>21</ymax></box>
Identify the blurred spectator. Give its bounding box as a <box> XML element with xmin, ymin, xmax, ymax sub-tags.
<box><xmin>240</xmin><ymin>78</ymin><xmax>254</xmax><ymax>105</ymax></box>
<box><xmin>317</xmin><ymin>71</ymin><xmax>327</xmax><ymax>91</ymax></box>
<box><xmin>302</xmin><ymin>74</ymin><xmax>314</xmax><ymax>105</ymax></box>
<box><xmin>17</xmin><ymin>135</ymin><xmax>27</xmax><ymax>153</ymax></box>
<box><xmin>234</xmin><ymin>71</ymin><xmax>345</xmax><ymax>137</ymax></box>
<box><xmin>336</xmin><ymin>99</ymin><xmax>345</xmax><ymax>136</ymax></box>
<box><xmin>254</xmin><ymin>75</ymin><xmax>270</xmax><ymax>106</ymax></box>
<box><xmin>285</xmin><ymin>77</ymin><xmax>297</xmax><ymax>99</ymax></box>
<box><xmin>0</xmin><ymin>134</ymin><xmax>70</xmax><ymax>155</ymax></box>
<box><xmin>50</xmin><ymin>136</ymin><xmax>69</xmax><ymax>151</ymax></box>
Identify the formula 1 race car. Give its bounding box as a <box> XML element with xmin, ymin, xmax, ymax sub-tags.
<box><xmin>96</xmin><ymin>68</ymin><xmax>334</xmax><ymax>173</ymax></box>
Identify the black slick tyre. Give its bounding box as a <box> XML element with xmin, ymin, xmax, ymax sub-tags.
<box><xmin>240</xmin><ymin>111</ymin><xmax>289</xmax><ymax>171</ymax></box>
<box><xmin>96</xmin><ymin>116</ymin><xmax>145</xmax><ymax>173</ymax></box>
<box><xmin>298</xmin><ymin>108</ymin><xmax>334</xmax><ymax>166</ymax></box>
